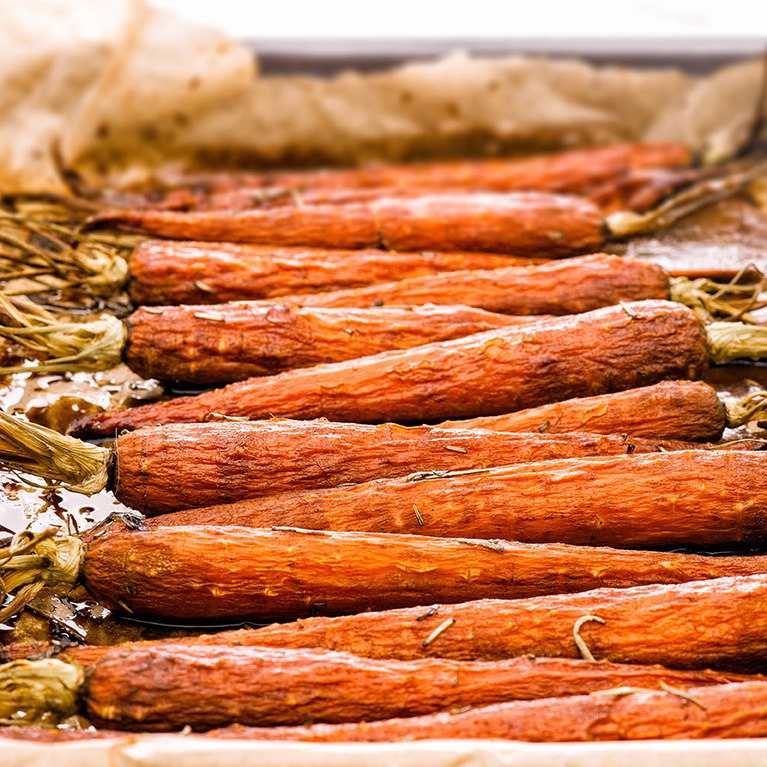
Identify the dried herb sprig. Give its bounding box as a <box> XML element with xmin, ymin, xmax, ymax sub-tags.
<box><xmin>0</xmin><ymin>204</ymin><xmax>130</xmax><ymax>298</ymax></box>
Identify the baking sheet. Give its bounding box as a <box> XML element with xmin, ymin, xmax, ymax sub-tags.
<box><xmin>3</xmin><ymin>0</ymin><xmax>767</xmax><ymax>759</ymax></box>
<box><xmin>6</xmin><ymin>736</ymin><xmax>767</xmax><ymax>767</ymax></box>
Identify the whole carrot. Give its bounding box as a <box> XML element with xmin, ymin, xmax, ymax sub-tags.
<box><xmin>9</xmin><ymin>575</ymin><xmax>767</xmax><ymax>674</ymax></box>
<box><xmin>438</xmin><ymin>380</ymin><xmax>729</xmax><ymax>442</ymax></box>
<box><xmin>6</xmin><ymin>527</ymin><xmax>767</xmax><ymax>624</ymax></box>
<box><xmin>1</xmin><ymin>645</ymin><xmax>753</xmax><ymax>733</ymax></box>
<box><xmin>146</xmin><ymin>450</ymin><xmax>767</xmax><ymax>549</ymax></box>
<box><xmin>124</xmin><ymin>303</ymin><xmax>543</xmax><ymax>385</ymax></box>
<box><xmin>67</xmin><ymin>300</ymin><xmax>708</xmax><ymax>438</ymax></box>
<box><xmin>236</xmin><ymin>252</ymin><xmax>669</xmax><ymax>315</ymax></box>
<box><xmin>206</xmin><ymin>574</ymin><xmax>767</xmax><ymax>672</ymax></box>
<box><xmin>0</xmin><ymin>412</ymin><xmax>701</xmax><ymax>514</ymax></box>
<box><xmin>128</xmin><ymin>241</ymin><xmax>527</xmax><ymax>306</ymax></box>
<box><xmin>91</xmin><ymin>155</ymin><xmax>761</xmax><ymax>257</ymax></box>
<box><xmin>124</xmin><ymin>253</ymin><xmax>670</xmax><ymax>384</ymax></box>
<box><xmin>179</xmin><ymin>165</ymin><xmax>697</xmax><ymax>215</ymax></box>
<box><xmin>79</xmin><ymin>651</ymin><xmax>764</xmax><ymax>732</ymax></box>
<box><xmin>137</xmin><ymin>142</ymin><xmax>692</xmax><ymax>207</ymax></box>
<box><xmin>93</xmin><ymin>192</ymin><xmax>606</xmax><ymax>256</ymax></box>
<box><xmin>112</xmin><ymin>422</ymin><xmax>700</xmax><ymax>515</ymax></box>
<box><xmin>19</xmin><ymin>253</ymin><xmax>740</xmax><ymax>385</ymax></box>
<box><xmin>204</xmin><ymin>681</ymin><xmax>767</xmax><ymax>742</ymax></box>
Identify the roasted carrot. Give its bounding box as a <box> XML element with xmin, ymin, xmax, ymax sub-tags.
<box><xmin>177</xmin><ymin>165</ymin><xmax>698</xmax><ymax>216</ymax></box>
<box><xmin>203</xmin><ymin>681</ymin><xmax>767</xmax><ymax>742</ymax></box>
<box><xmin>1</xmin><ymin>642</ymin><xmax>752</xmax><ymax>702</ymax></box>
<box><xmin>67</xmin><ymin>299</ymin><xmax>708</xmax><ymax>438</ymax></box>
<box><xmin>125</xmin><ymin>252</ymin><xmax>667</xmax><ymax>383</ymax></box>
<box><xmin>0</xmin><ymin>412</ymin><xmax>707</xmax><ymax>514</ymax></box>
<box><xmin>10</xmin><ymin>575</ymin><xmax>767</xmax><ymax>674</ymax></box>
<box><xmin>1</xmin><ymin>646</ymin><xmax>754</xmax><ymax>733</ymax></box>
<box><xmin>145</xmin><ymin>450</ymin><xmax>767</xmax><ymax>549</ymax></box>
<box><xmin>93</xmin><ymin>192</ymin><xmax>606</xmax><ymax>256</ymax></box>
<box><xmin>124</xmin><ymin>303</ymin><xmax>543</xmax><ymax>385</ymax></box>
<box><xmin>128</xmin><ymin>241</ymin><xmax>528</xmax><ymax>306</ymax></box>
<box><xmin>437</xmin><ymin>380</ymin><xmax>729</xmax><ymax>442</ymax></box>
<box><xmin>134</xmin><ymin>142</ymin><xmax>692</xmax><ymax>208</ymax></box>
<box><xmin>202</xmin><ymin>574</ymin><xmax>767</xmax><ymax>672</ymax></box>
<box><xmin>113</xmin><ymin>423</ymin><xmax>703</xmax><ymax>515</ymax></box>
<box><xmin>75</xmin><ymin>652</ymin><xmax>767</xmax><ymax>732</ymax></box>
<box><xmin>235</xmin><ymin>252</ymin><xmax>669</xmax><ymax>315</ymax></box>
<box><xmin>21</xmin><ymin>526</ymin><xmax>767</xmax><ymax>623</ymax></box>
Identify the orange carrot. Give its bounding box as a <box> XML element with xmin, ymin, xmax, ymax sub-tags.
<box><xmin>67</xmin><ymin>299</ymin><xmax>708</xmax><ymax>438</ymax></box>
<box><xmin>127</xmin><ymin>241</ymin><xmax>529</xmax><ymax>305</ymax></box>
<box><xmin>94</xmin><ymin>191</ymin><xmax>606</xmax><ymax>256</ymax></box>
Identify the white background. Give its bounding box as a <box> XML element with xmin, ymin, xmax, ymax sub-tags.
<box><xmin>150</xmin><ymin>0</ymin><xmax>767</xmax><ymax>39</ymax></box>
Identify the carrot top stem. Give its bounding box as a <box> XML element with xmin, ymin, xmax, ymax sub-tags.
<box><xmin>0</xmin><ymin>294</ymin><xmax>125</xmax><ymax>375</ymax></box>
<box><xmin>723</xmin><ymin>390</ymin><xmax>767</xmax><ymax>428</ymax></box>
<box><xmin>0</xmin><ymin>208</ymin><xmax>129</xmax><ymax>297</ymax></box>
<box><xmin>669</xmin><ymin>267</ymin><xmax>766</xmax><ymax>323</ymax></box>
<box><xmin>0</xmin><ymin>529</ymin><xmax>84</xmax><ymax>624</ymax></box>
<box><xmin>706</xmin><ymin>322</ymin><xmax>767</xmax><ymax>364</ymax></box>
<box><xmin>0</xmin><ymin>657</ymin><xmax>83</xmax><ymax>726</ymax></box>
<box><xmin>605</xmin><ymin>156</ymin><xmax>767</xmax><ymax>238</ymax></box>
<box><xmin>0</xmin><ymin>410</ymin><xmax>110</xmax><ymax>494</ymax></box>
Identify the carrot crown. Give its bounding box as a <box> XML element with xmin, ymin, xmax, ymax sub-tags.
<box><xmin>0</xmin><ymin>207</ymin><xmax>130</xmax><ymax>298</ymax></box>
<box><xmin>0</xmin><ymin>529</ymin><xmax>84</xmax><ymax>624</ymax></box>
<box><xmin>723</xmin><ymin>390</ymin><xmax>767</xmax><ymax>429</ymax></box>
<box><xmin>0</xmin><ymin>657</ymin><xmax>83</xmax><ymax>726</ymax></box>
<box><xmin>0</xmin><ymin>410</ymin><xmax>110</xmax><ymax>494</ymax></box>
<box><xmin>669</xmin><ymin>269</ymin><xmax>765</xmax><ymax>323</ymax></box>
<box><xmin>706</xmin><ymin>322</ymin><xmax>767</xmax><ymax>365</ymax></box>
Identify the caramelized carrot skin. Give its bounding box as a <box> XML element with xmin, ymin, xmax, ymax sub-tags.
<box><xmin>68</xmin><ymin>300</ymin><xmax>708</xmax><ymax>438</ymax></box>
<box><xmin>83</xmin><ymin>645</ymin><xmax>752</xmax><ymax>733</ymax></box>
<box><xmin>99</xmin><ymin>192</ymin><xmax>606</xmax><ymax>256</ymax></box>
<box><xmin>439</xmin><ymin>380</ymin><xmax>727</xmax><ymax>442</ymax></box>
<box><xmin>157</xmin><ymin>142</ymin><xmax>693</xmax><ymax>200</ymax></box>
<box><xmin>229</xmin><ymin>574</ymin><xmax>767</xmax><ymax>673</ymax></box>
<box><xmin>205</xmin><ymin>681</ymin><xmax>767</xmax><ymax>742</ymax></box>
<box><xmin>128</xmin><ymin>241</ymin><xmax>526</xmax><ymax>306</ymax></box>
<box><xmin>179</xmin><ymin>167</ymin><xmax>698</xmax><ymax>215</ymax></box>
<box><xmin>124</xmin><ymin>304</ymin><xmax>538</xmax><ymax>385</ymax></box>
<box><xmin>82</xmin><ymin>526</ymin><xmax>767</xmax><ymax>622</ymax></box>
<box><xmin>144</xmin><ymin>450</ymin><xmax>767</xmax><ymax>549</ymax></box>
<box><xmin>249</xmin><ymin>253</ymin><xmax>670</xmax><ymax>315</ymax></box>
<box><xmin>3</xmin><ymin>640</ymin><xmax>754</xmax><ymax>697</ymax></box>
<box><xmin>17</xmin><ymin>575</ymin><xmax>767</xmax><ymax>674</ymax></box>
<box><xmin>113</xmin><ymin>421</ymin><xmax>697</xmax><ymax>515</ymax></box>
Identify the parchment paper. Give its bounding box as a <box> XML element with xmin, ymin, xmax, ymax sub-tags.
<box><xmin>0</xmin><ymin>0</ymin><xmax>764</xmax><ymax>194</ymax></box>
<box><xmin>4</xmin><ymin>735</ymin><xmax>767</xmax><ymax>767</ymax></box>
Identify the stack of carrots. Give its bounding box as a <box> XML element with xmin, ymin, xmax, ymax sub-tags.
<box><xmin>3</xmin><ymin>140</ymin><xmax>767</xmax><ymax>744</ymax></box>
